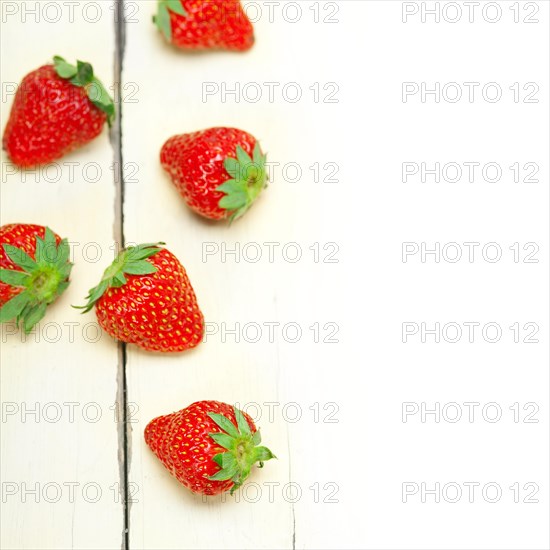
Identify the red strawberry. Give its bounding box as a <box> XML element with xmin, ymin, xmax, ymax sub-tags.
<box><xmin>0</xmin><ymin>224</ymin><xmax>73</xmax><ymax>332</ymax></box>
<box><xmin>78</xmin><ymin>243</ymin><xmax>204</xmax><ymax>353</ymax></box>
<box><xmin>154</xmin><ymin>0</ymin><xmax>254</xmax><ymax>51</ymax></box>
<box><xmin>145</xmin><ymin>401</ymin><xmax>275</xmax><ymax>495</ymax></box>
<box><xmin>160</xmin><ymin>127</ymin><xmax>267</xmax><ymax>221</ymax></box>
<box><xmin>3</xmin><ymin>56</ymin><xmax>114</xmax><ymax>167</ymax></box>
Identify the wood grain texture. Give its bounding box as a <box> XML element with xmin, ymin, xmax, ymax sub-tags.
<box><xmin>120</xmin><ymin>1</ymin><xmax>353</xmax><ymax>548</ymax></box>
<box><xmin>3</xmin><ymin>1</ymin><xmax>549</xmax><ymax>549</ymax></box>
<box><xmin>1</xmin><ymin>2</ymin><xmax>123</xmax><ymax>548</ymax></box>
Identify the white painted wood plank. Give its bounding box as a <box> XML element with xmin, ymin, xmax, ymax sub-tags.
<box><xmin>5</xmin><ymin>1</ymin><xmax>549</xmax><ymax>548</ymax></box>
<box><xmin>1</xmin><ymin>2</ymin><xmax>123</xmax><ymax>548</ymax></box>
<box><xmin>120</xmin><ymin>1</ymin><xmax>361</xmax><ymax>547</ymax></box>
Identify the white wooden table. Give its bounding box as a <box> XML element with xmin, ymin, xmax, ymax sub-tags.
<box><xmin>1</xmin><ymin>1</ymin><xmax>549</xmax><ymax>549</ymax></box>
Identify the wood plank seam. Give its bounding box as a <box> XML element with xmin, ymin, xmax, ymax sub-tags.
<box><xmin>112</xmin><ymin>1</ymin><xmax>129</xmax><ymax>548</ymax></box>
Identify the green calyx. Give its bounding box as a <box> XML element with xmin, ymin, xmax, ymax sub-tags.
<box><xmin>208</xmin><ymin>406</ymin><xmax>276</xmax><ymax>495</ymax></box>
<box><xmin>53</xmin><ymin>56</ymin><xmax>115</xmax><ymax>126</ymax></box>
<box><xmin>76</xmin><ymin>243</ymin><xmax>164</xmax><ymax>314</ymax></box>
<box><xmin>0</xmin><ymin>228</ymin><xmax>73</xmax><ymax>333</ymax></box>
<box><xmin>153</xmin><ymin>0</ymin><xmax>187</xmax><ymax>41</ymax></box>
<box><xmin>218</xmin><ymin>142</ymin><xmax>268</xmax><ymax>223</ymax></box>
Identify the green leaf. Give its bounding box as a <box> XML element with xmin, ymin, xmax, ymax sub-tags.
<box><xmin>251</xmin><ymin>429</ymin><xmax>261</xmax><ymax>446</ymax></box>
<box><xmin>253</xmin><ymin>141</ymin><xmax>263</xmax><ymax>165</ymax></box>
<box><xmin>0</xmin><ymin>269</ymin><xmax>29</xmax><ymax>286</ymax></box>
<box><xmin>212</xmin><ymin>453</ymin><xmax>224</xmax><ymax>468</ymax></box>
<box><xmin>156</xmin><ymin>3</ymin><xmax>172</xmax><ymax>41</ymax></box>
<box><xmin>123</xmin><ymin>261</ymin><xmax>158</xmax><ymax>276</ymax></box>
<box><xmin>75</xmin><ymin>243</ymin><xmax>163</xmax><ymax>313</ymax></box>
<box><xmin>54</xmin><ymin>56</ymin><xmax>114</xmax><ymax>125</ymax></box>
<box><xmin>205</xmin><ymin>407</ymin><xmax>277</xmax><ymax>494</ymax></box>
<box><xmin>212</xmin><ymin>452</ymin><xmax>237</xmax><ymax>470</ymax></box>
<box><xmin>216</xmin><ymin>179</ymin><xmax>244</xmax><ymax>194</ymax></box>
<box><xmin>208</xmin><ymin>463</ymin><xmax>239</xmax><ymax>481</ymax></box>
<box><xmin>236</xmin><ymin>146</ymin><xmax>252</xmax><ymax>167</ymax></box>
<box><xmin>165</xmin><ymin>0</ymin><xmax>186</xmax><ymax>16</ymax></box>
<box><xmin>3</xmin><ymin>245</ymin><xmax>36</xmax><ymax>273</ymax></box>
<box><xmin>234</xmin><ymin>407</ymin><xmax>251</xmax><ymax>436</ymax></box>
<box><xmin>224</xmin><ymin>157</ymin><xmax>240</xmax><ymax>178</ymax></box>
<box><xmin>74</xmin><ymin>60</ymin><xmax>94</xmax><ymax>86</ymax></box>
<box><xmin>114</xmin><ymin>273</ymin><xmax>127</xmax><ymax>287</ymax></box>
<box><xmin>57</xmin><ymin>281</ymin><xmax>70</xmax><ymax>295</ymax></box>
<box><xmin>127</xmin><ymin>243</ymin><xmax>164</xmax><ymax>261</ymax></box>
<box><xmin>58</xmin><ymin>263</ymin><xmax>73</xmax><ymax>280</ymax></box>
<box><xmin>218</xmin><ymin>142</ymin><xmax>267</xmax><ymax>220</ymax></box>
<box><xmin>44</xmin><ymin>227</ymin><xmax>56</xmax><ymax>246</ymax></box>
<box><xmin>0</xmin><ymin>291</ymin><xmax>30</xmax><ymax>322</ymax></box>
<box><xmin>35</xmin><ymin>236</ymin><xmax>46</xmax><ymax>264</ymax></box>
<box><xmin>254</xmin><ymin>446</ymin><xmax>276</xmax><ymax>462</ymax></box>
<box><xmin>87</xmin><ymin>77</ymin><xmax>115</xmax><ymax>126</ymax></box>
<box><xmin>90</xmin><ymin>280</ymin><xmax>109</xmax><ymax>301</ymax></box>
<box><xmin>209</xmin><ymin>433</ymin><xmax>235</xmax><ymax>450</ymax></box>
<box><xmin>22</xmin><ymin>302</ymin><xmax>47</xmax><ymax>334</ymax></box>
<box><xmin>75</xmin><ymin>280</ymin><xmax>108</xmax><ymax>312</ymax></box>
<box><xmin>208</xmin><ymin>412</ymin><xmax>240</xmax><ymax>438</ymax></box>
<box><xmin>41</xmin><ymin>227</ymin><xmax>58</xmax><ymax>262</ymax></box>
<box><xmin>18</xmin><ymin>302</ymin><xmax>33</xmax><ymax>323</ymax></box>
<box><xmin>221</xmin><ymin>453</ymin><xmax>237</xmax><ymax>469</ymax></box>
<box><xmin>55</xmin><ymin>239</ymin><xmax>71</xmax><ymax>268</ymax></box>
<box><xmin>53</xmin><ymin>56</ymin><xmax>77</xmax><ymax>78</ymax></box>
<box><xmin>219</xmin><ymin>193</ymin><xmax>248</xmax><ymax>211</ymax></box>
<box><xmin>1</xmin><ymin>227</ymin><xmax>73</xmax><ymax>331</ymax></box>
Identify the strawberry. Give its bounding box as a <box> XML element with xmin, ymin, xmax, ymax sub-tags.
<box><xmin>77</xmin><ymin>243</ymin><xmax>204</xmax><ymax>353</ymax></box>
<box><xmin>154</xmin><ymin>0</ymin><xmax>254</xmax><ymax>51</ymax></box>
<box><xmin>3</xmin><ymin>56</ymin><xmax>114</xmax><ymax>167</ymax></box>
<box><xmin>145</xmin><ymin>401</ymin><xmax>275</xmax><ymax>495</ymax></box>
<box><xmin>160</xmin><ymin>127</ymin><xmax>267</xmax><ymax>221</ymax></box>
<box><xmin>0</xmin><ymin>224</ymin><xmax>73</xmax><ymax>333</ymax></box>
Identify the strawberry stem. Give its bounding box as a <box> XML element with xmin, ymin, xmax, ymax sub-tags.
<box><xmin>217</xmin><ymin>141</ymin><xmax>268</xmax><ymax>222</ymax></box>
<box><xmin>208</xmin><ymin>406</ymin><xmax>276</xmax><ymax>494</ymax></box>
<box><xmin>0</xmin><ymin>227</ymin><xmax>72</xmax><ymax>333</ymax></box>
<box><xmin>75</xmin><ymin>243</ymin><xmax>165</xmax><ymax>313</ymax></box>
<box><xmin>53</xmin><ymin>56</ymin><xmax>115</xmax><ymax>126</ymax></box>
